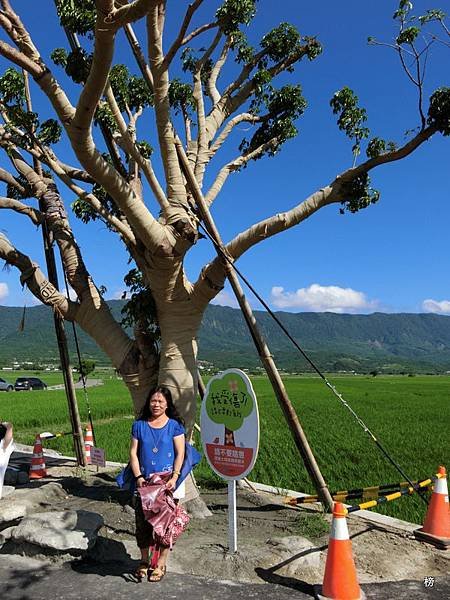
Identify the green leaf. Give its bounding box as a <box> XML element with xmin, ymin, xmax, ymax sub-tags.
<box><xmin>94</xmin><ymin>104</ymin><xmax>116</xmax><ymax>131</ymax></box>
<box><xmin>240</xmin><ymin>84</ymin><xmax>307</xmax><ymax>159</ymax></box>
<box><xmin>419</xmin><ymin>9</ymin><xmax>446</xmax><ymax>24</ymax></box>
<box><xmin>340</xmin><ymin>173</ymin><xmax>380</xmax><ymax>213</ymax></box>
<box><xmin>261</xmin><ymin>22</ymin><xmax>301</xmax><ymax>62</ymax></box>
<box><xmin>55</xmin><ymin>0</ymin><xmax>96</xmax><ymax>37</ymax></box>
<box><xmin>230</xmin><ymin>31</ymin><xmax>255</xmax><ymax>64</ymax></box>
<box><xmin>65</xmin><ymin>48</ymin><xmax>92</xmax><ymax>84</ymax></box>
<box><xmin>37</xmin><ymin>119</ymin><xmax>62</xmax><ymax>146</ymax></box>
<box><xmin>50</xmin><ymin>48</ymin><xmax>68</xmax><ymax>68</ymax></box>
<box><xmin>396</xmin><ymin>26</ymin><xmax>420</xmax><ymax>44</ymax></box>
<box><xmin>0</xmin><ymin>68</ymin><xmax>25</xmax><ymax>104</ymax></box>
<box><xmin>330</xmin><ymin>87</ymin><xmax>370</xmax><ymax>152</ymax></box>
<box><xmin>136</xmin><ymin>141</ymin><xmax>153</xmax><ymax>160</ymax></box>
<box><xmin>168</xmin><ymin>79</ymin><xmax>195</xmax><ymax>114</ymax></box>
<box><xmin>216</xmin><ymin>0</ymin><xmax>257</xmax><ymax>36</ymax></box>
<box><xmin>121</xmin><ymin>268</ymin><xmax>160</xmax><ymax>341</ymax></box>
<box><xmin>427</xmin><ymin>87</ymin><xmax>450</xmax><ymax>136</ymax></box>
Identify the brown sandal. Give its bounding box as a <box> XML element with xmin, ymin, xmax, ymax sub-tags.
<box><xmin>148</xmin><ymin>565</ymin><xmax>166</xmax><ymax>582</ymax></box>
<box><xmin>134</xmin><ymin>561</ymin><xmax>149</xmax><ymax>581</ymax></box>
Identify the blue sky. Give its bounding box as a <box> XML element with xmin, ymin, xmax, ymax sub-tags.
<box><xmin>0</xmin><ymin>1</ymin><xmax>449</xmax><ymax>316</ymax></box>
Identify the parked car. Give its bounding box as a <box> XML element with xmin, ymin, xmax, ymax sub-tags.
<box><xmin>14</xmin><ymin>377</ymin><xmax>47</xmax><ymax>391</ymax></box>
<box><xmin>0</xmin><ymin>377</ymin><xmax>14</xmax><ymax>392</ymax></box>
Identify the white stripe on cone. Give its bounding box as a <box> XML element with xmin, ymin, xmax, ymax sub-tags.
<box><xmin>330</xmin><ymin>516</ymin><xmax>350</xmax><ymax>541</ymax></box>
<box><xmin>435</xmin><ymin>476</ymin><xmax>449</xmax><ymax>497</ymax></box>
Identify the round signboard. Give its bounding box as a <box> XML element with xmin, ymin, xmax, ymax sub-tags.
<box><xmin>200</xmin><ymin>368</ymin><xmax>259</xmax><ymax>480</ymax></box>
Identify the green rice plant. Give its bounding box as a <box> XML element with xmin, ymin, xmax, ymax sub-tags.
<box><xmin>7</xmin><ymin>373</ymin><xmax>449</xmax><ymax>524</ymax></box>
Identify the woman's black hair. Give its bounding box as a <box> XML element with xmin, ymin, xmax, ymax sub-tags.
<box><xmin>139</xmin><ymin>386</ymin><xmax>185</xmax><ymax>426</ymax></box>
<box><xmin>0</xmin><ymin>423</ymin><xmax>6</xmax><ymax>441</ymax></box>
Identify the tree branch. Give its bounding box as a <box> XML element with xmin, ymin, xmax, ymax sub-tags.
<box><xmin>97</xmin><ymin>0</ymin><xmax>159</xmax><ymax>30</ymax></box>
<box><xmin>0</xmin><ymin>166</ymin><xmax>29</xmax><ymax>194</ymax></box>
<box><xmin>147</xmin><ymin>6</ymin><xmax>191</xmax><ymax>221</ymax></box>
<box><xmin>0</xmin><ymin>40</ymin><xmax>42</xmax><ymax>78</ymax></box>
<box><xmin>0</xmin><ymin>232</ymin><xmax>77</xmax><ymax>320</ymax></box>
<box><xmin>205</xmin><ymin>44</ymin><xmax>311</xmax><ymax>144</ymax></box>
<box><xmin>0</xmin><ymin>197</ymin><xmax>43</xmax><ymax>225</ymax></box>
<box><xmin>350</xmin><ymin>124</ymin><xmax>438</xmax><ymax>176</ymax></box>
<box><xmin>0</xmin><ymin>1</ymin><xmax>41</xmax><ymax>61</ymax></box>
<box><xmin>104</xmin><ymin>83</ymin><xmax>168</xmax><ymax>211</ymax></box>
<box><xmin>209</xmin><ymin>112</ymin><xmax>263</xmax><ymax>155</ymax></box>
<box><xmin>198</xmin><ymin>124</ymin><xmax>440</xmax><ymax>288</ymax></box>
<box><xmin>193</xmin><ymin>29</ymin><xmax>222</xmax><ymax>184</ymax></box>
<box><xmin>205</xmin><ymin>137</ymin><xmax>280</xmax><ymax>205</ymax></box>
<box><xmin>42</xmin><ymin>149</ymin><xmax>137</xmax><ymax>245</ymax></box>
<box><xmin>163</xmin><ymin>0</ymin><xmax>206</xmax><ymax>67</ymax></box>
<box><xmin>207</xmin><ymin>36</ymin><xmax>232</xmax><ymax>105</ymax></box>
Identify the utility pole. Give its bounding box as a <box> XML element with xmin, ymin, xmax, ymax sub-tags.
<box><xmin>23</xmin><ymin>72</ymin><xmax>86</xmax><ymax>467</ymax></box>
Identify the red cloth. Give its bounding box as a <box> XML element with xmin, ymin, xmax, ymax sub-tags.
<box><xmin>138</xmin><ymin>472</ymin><xmax>178</xmax><ymax>547</ymax></box>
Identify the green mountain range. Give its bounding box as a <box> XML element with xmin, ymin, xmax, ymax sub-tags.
<box><xmin>1</xmin><ymin>302</ymin><xmax>450</xmax><ymax>373</ymax></box>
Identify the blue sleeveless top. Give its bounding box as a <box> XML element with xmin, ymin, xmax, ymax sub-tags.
<box><xmin>131</xmin><ymin>418</ymin><xmax>185</xmax><ymax>477</ymax></box>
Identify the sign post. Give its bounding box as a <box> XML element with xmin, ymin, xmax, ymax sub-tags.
<box><xmin>228</xmin><ymin>480</ymin><xmax>237</xmax><ymax>553</ymax></box>
<box><xmin>200</xmin><ymin>369</ymin><xmax>259</xmax><ymax>553</ymax></box>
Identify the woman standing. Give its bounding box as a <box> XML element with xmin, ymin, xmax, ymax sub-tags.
<box><xmin>130</xmin><ymin>386</ymin><xmax>185</xmax><ymax>582</ymax></box>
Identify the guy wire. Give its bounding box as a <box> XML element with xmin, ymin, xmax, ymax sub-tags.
<box><xmin>197</xmin><ymin>219</ymin><xmax>428</xmax><ymax>505</ymax></box>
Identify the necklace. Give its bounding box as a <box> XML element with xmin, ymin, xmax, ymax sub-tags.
<box><xmin>148</xmin><ymin>421</ymin><xmax>167</xmax><ymax>453</ymax></box>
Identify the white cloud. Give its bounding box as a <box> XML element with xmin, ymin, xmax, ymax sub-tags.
<box><xmin>112</xmin><ymin>289</ymin><xmax>126</xmax><ymax>300</ymax></box>
<box><xmin>271</xmin><ymin>283</ymin><xmax>378</xmax><ymax>313</ymax></box>
<box><xmin>0</xmin><ymin>282</ymin><xmax>9</xmax><ymax>301</ymax></box>
<box><xmin>422</xmin><ymin>299</ymin><xmax>450</xmax><ymax>315</ymax></box>
<box><xmin>211</xmin><ymin>290</ymin><xmax>240</xmax><ymax>309</ymax></box>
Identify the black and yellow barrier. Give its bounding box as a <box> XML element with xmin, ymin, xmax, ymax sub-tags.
<box><xmin>285</xmin><ymin>475</ymin><xmax>436</xmax><ymax>507</ymax></box>
<box><xmin>347</xmin><ymin>471</ymin><xmax>444</xmax><ymax>513</ymax></box>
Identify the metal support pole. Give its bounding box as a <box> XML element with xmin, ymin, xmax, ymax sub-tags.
<box><xmin>228</xmin><ymin>480</ymin><xmax>238</xmax><ymax>553</ymax></box>
<box><xmin>177</xmin><ymin>142</ymin><xmax>333</xmax><ymax>510</ymax></box>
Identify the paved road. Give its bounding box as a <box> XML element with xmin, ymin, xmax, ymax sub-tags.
<box><xmin>0</xmin><ymin>556</ymin><xmax>448</xmax><ymax>600</ymax></box>
<box><xmin>47</xmin><ymin>378</ymin><xmax>103</xmax><ymax>391</ymax></box>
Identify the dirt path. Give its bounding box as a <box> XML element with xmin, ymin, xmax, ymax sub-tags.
<box><xmin>17</xmin><ymin>459</ymin><xmax>447</xmax><ymax>588</ymax></box>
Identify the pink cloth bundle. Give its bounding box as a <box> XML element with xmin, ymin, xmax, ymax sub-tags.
<box><xmin>138</xmin><ymin>471</ymin><xmax>190</xmax><ymax>549</ymax></box>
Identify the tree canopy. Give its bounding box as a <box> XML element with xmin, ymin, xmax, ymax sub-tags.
<box><xmin>0</xmin><ymin>0</ymin><xmax>448</xmax><ymax>422</ymax></box>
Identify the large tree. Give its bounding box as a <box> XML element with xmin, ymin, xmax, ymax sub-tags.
<box><xmin>0</xmin><ymin>0</ymin><xmax>448</xmax><ymax>428</ymax></box>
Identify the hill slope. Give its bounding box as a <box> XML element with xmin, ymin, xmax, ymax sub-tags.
<box><xmin>1</xmin><ymin>302</ymin><xmax>450</xmax><ymax>372</ymax></box>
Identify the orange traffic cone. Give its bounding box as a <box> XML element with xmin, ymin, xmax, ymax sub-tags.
<box><xmin>316</xmin><ymin>502</ymin><xmax>364</xmax><ymax>600</ymax></box>
<box><xmin>415</xmin><ymin>466</ymin><xmax>450</xmax><ymax>549</ymax></box>
<box><xmin>29</xmin><ymin>434</ymin><xmax>47</xmax><ymax>479</ymax></box>
<box><xmin>84</xmin><ymin>425</ymin><xmax>94</xmax><ymax>465</ymax></box>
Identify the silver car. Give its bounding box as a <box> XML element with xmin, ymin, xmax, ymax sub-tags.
<box><xmin>0</xmin><ymin>377</ymin><xmax>14</xmax><ymax>392</ymax></box>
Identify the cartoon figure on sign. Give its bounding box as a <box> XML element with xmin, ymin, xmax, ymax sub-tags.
<box><xmin>204</xmin><ymin>371</ymin><xmax>255</xmax><ymax>478</ymax></box>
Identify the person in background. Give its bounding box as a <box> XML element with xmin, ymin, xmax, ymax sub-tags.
<box><xmin>0</xmin><ymin>421</ymin><xmax>14</xmax><ymax>499</ymax></box>
<box><xmin>129</xmin><ymin>386</ymin><xmax>185</xmax><ymax>582</ymax></box>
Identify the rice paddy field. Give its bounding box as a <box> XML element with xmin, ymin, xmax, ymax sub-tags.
<box><xmin>1</xmin><ymin>370</ymin><xmax>448</xmax><ymax>524</ymax></box>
